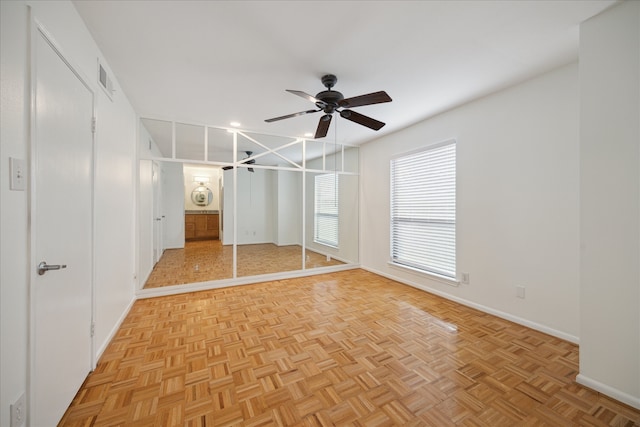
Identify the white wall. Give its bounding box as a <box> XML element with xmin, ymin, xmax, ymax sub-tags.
<box><xmin>578</xmin><ymin>0</ymin><xmax>640</xmax><ymax>409</ymax></box>
<box><xmin>138</xmin><ymin>160</ymin><xmax>154</xmax><ymax>285</ymax></box>
<box><xmin>222</xmin><ymin>168</ymin><xmax>304</xmax><ymax>248</ymax></box>
<box><xmin>222</xmin><ymin>168</ymin><xmax>275</xmax><ymax>245</ymax></box>
<box><xmin>274</xmin><ymin>170</ymin><xmax>302</xmax><ymax>246</ymax></box>
<box><xmin>0</xmin><ymin>1</ymin><xmax>137</xmax><ymax>424</ymax></box>
<box><xmin>1</xmin><ymin>3</ymin><xmax>30</xmax><ymax>424</ymax></box>
<box><xmin>360</xmin><ymin>63</ymin><xmax>580</xmax><ymax>342</ymax></box>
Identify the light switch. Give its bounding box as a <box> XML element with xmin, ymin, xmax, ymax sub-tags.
<box><xmin>10</xmin><ymin>157</ymin><xmax>26</xmax><ymax>191</ymax></box>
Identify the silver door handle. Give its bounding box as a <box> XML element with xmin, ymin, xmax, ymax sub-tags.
<box><xmin>38</xmin><ymin>261</ymin><xmax>67</xmax><ymax>275</ymax></box>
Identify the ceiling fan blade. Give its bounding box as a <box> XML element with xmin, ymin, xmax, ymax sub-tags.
<box><xmin>340</xmin><ymin>109</ymin><xmax>385</xmax><ymax>131</ymax></box>
<box><xmin>314</xmin><ymin>114</ymin><xmax>332</xmax><ymax>139</ymax></box>
<box><xmin>339</xmin><ymin>91</ymin><xmax>392</xmax><ymax>108</ymax></box>
<box><xmin>265</xmin><ymin>109</ymin><xmax>319</xmax><ymax>123</ymax></box>
<box><xmin>286</xmin><ymin>89</ymin><xmax>321</xmax><ymax>104</ymax></box>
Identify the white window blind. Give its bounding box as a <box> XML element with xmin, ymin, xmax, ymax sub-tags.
<box><xmin>390</xmin><ymin>140</ymin><xmax>456</xmax><ymax>278</ymax></box>
<box><xmin>314</xmin><ymin>173</ymin><xmax>339</xmax><ymax>247</ymax></box>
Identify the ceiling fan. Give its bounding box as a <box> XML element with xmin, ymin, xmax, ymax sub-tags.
<box><xmin>265</xmin><ymin>74</ymin><xmax>392</xmax><ymax>139</ymax></box>
<box><xmin>222</xmin><ymin>151</ymin><xmax>255</xmax><ymax>172</ymax></box>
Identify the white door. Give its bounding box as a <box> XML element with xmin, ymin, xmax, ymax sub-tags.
<box><xmin>152</xmin><ymin>161</ymin><xmax>163</xmax><ymax>263</ymax></box>
<box><xmin>31</xmin><ymin>27</ymin><xmax>94</xmax><ymax>425</ymax></box>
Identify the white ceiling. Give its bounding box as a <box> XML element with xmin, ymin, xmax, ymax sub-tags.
<box><xmin>73</xmin><ymin>0</ymin><xmax>616</xmax><ymax>146</ymax></box>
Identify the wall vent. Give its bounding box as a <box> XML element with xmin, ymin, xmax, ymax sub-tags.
<box><xmin>98</xmin><ymin>60</ymin><xmax>114</xmax><ymax>100</ymax></box>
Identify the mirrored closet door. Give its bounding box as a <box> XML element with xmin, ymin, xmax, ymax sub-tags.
<box><xmin>138</xmin><ymin>118</ymin><xmax>359</xmax><ymax>293</ymax></box>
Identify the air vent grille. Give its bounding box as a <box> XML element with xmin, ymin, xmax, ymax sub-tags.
<box><xmin>98</xmin><ymin>60</ymin><xmax>114</xmax><ymax>100</ymax></box>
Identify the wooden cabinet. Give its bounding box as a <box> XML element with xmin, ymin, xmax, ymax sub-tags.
<box><xmin>185</xmin><ymin>213</ymin><xmax>219</xmax><ymax>241</ymax></box>
<box><xmin>185</xmin><ymin>217</ymin><xmax>196</xmax><ymax>240</ymax></box>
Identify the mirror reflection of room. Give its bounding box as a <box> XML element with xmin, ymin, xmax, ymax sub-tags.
<box><xmin>143</xmin><ymin>163</ymin><xmax>232</xmax><ymax>288</ymax></box>
<box><xmin>139</xmin><ymin>118</ymin><xmax>357</xmax><ymax>291</ymax></box>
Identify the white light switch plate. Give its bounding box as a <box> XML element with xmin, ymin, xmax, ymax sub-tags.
<box><xmin>10</xmin><ymin>157</ymin><xmax>26</xmax><ymax>191</ymax></box>
<box><xmin>10</xmin><ymin>393</ymin><xmax>26</xmax><ymax>427</ymax></box>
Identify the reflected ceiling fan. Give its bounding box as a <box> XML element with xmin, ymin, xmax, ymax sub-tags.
<box><xmin>222</xmin><ymin>151</ymin><xmax>255</xmax><ymax>172</ymax></box>
<box><xmin>265</xmin><ymin>74</ymin><xmax>392</xmax><ymax>139</ymax></box>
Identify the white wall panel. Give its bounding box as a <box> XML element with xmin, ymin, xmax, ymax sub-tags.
<box><xmin>361</xmin><ymin>63</ymin><xmax>580</xmax><ymax>341</ymax></box>
<box><xmin>578</xmin><ymin>0</ymin><xmax>640</xmax><ymax>409</ymax></box>
<box><xmin>0</xmin><ymin>2</ymin><xmax>137</xmax><ymax>424</ymax></box>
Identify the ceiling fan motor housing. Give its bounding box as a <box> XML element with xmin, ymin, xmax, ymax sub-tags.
<box><xmin>316</xmin><ymin>74</ymin><xmax>343</xmax><ymax>113</ymax></box>
<box><xmin>315</xmin><ymin>90</ymin><xmax>344</xmax><ymax>113</ymax></box>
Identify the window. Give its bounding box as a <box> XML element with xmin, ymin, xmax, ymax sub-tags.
<box><xmin>314</xmin><ymin>173</ymin><xmax>339</xmax><ymax>247</ymax></box>
<box><xmin>390</xmin><ymin>140</ymin><xmax>456</xmax><ymax>278</ymax></box>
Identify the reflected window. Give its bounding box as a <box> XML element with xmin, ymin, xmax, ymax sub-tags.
<box><xmin>314</xmin><ymin>173</ymin><xmax>339</xmax><ymax>248</ymax></box>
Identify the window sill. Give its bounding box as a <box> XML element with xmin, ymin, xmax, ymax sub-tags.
<box><xmin>314</xmin><ymin>241</ymin><xmax>338</xmax><ymax>250</ymax></box>
<box><xmin>387</xmin><ymin>262</ymin><xmax>460</xmax><ymax>287</ymax></box>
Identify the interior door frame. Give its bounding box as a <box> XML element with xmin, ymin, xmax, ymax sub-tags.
<box><xmin>28</xmin><ymin>14</ymin><xmax>97</xmax><ymax>420</ymax></box>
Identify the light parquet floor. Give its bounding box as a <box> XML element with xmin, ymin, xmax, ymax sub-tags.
<box><xmin>61</xmin><ymin>270</ymin><xmax>640</xmax><ymax>426</ymax></box>
<box><xmin>144</xmin><ymin>241</ymin><xmax>344</xmax><ymax>288</ymax></box>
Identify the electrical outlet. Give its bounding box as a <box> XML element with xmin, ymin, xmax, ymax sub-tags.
<box><xmin>461</xmin><ymin>273</ymin><xmax>470</xmax><ymax>284</ymax></box>
<box><xmin>10</xmin><ymin>393</ymin><xmax>26</xmax><ymax>427</ymax></box>
<box><xmin>516</xmin><ymin>286</ymin><xmax>526</xmax><ymax>299</ymax></box>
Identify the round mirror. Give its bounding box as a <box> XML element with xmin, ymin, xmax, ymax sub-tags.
<box><xmin>191</xmin><ymin>186</ymin><xmax>213</xmax><ymax>206</ymax></box>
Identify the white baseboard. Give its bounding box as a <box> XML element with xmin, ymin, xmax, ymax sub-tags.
<box><xmin>164</xmin><ymin>244</ymin><xmax>184</xmax><ymax>250</ymax></box>
<box><xmin>136</xmin><ymin>263</ymin><xmax>361</xmax><ymax>299</ymax></box>
<box><xmin>576</xmin><ymin>374</ymin><xmax>640</xmax><ymax>410</ymax></box>
<box><xmin>361</xmin><ymin>266</ymin><xmax>580</xmax><ymax>344</ymax></box>
<box><xmin>305</xmin><ymin>247</ymin><xmax>351</xmax><ymax>265</ymax></box>
<box><xmin>95</xmin><ymin>297</ymin><xmax>136</xmax><ymax>361</ymax></box>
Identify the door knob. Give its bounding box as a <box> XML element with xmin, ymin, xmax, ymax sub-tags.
<box><xmin>38</xmin><ymin>261</ymin><xmax>67</xmax><ymax>275</ymax></box>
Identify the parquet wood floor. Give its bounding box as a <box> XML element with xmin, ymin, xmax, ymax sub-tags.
<box><xmin>61</xmin><ymin>270</ymin><xmax>640</xmax><ymax>426</ymax></box>
<box><xmin>144</xmin><ymin>241</ymin><xmax>344</xmax><ymax>288</ymax></box>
